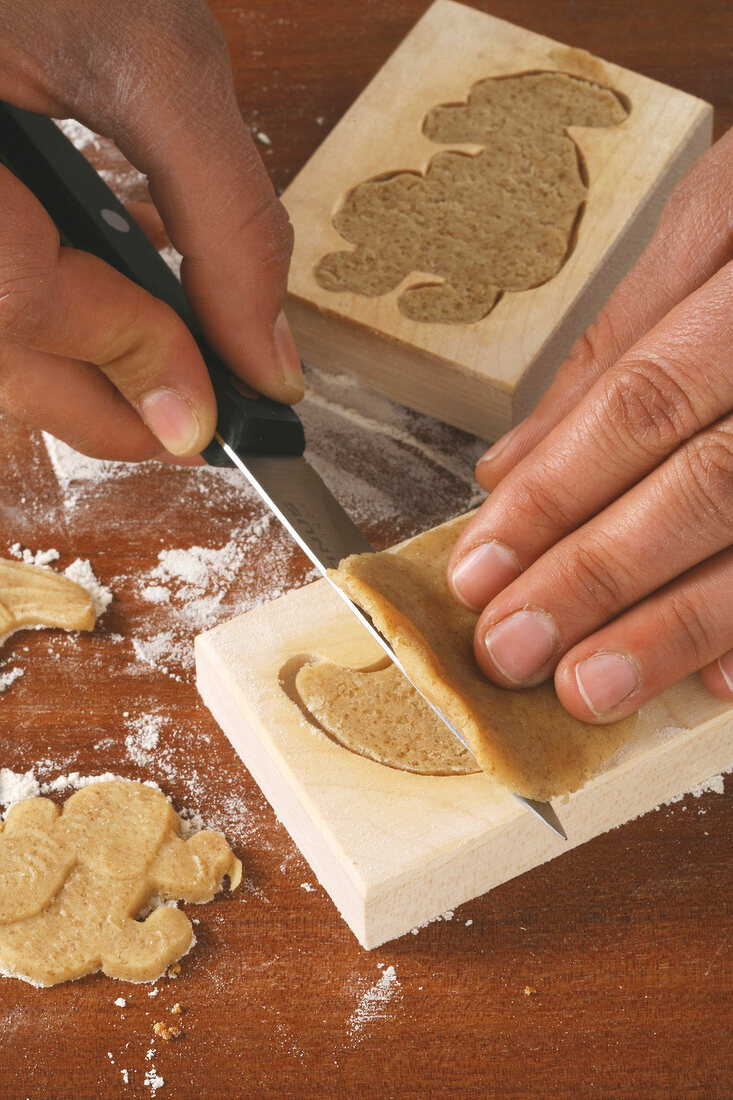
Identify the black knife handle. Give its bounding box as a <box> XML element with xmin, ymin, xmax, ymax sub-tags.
<box><xmin>0</xmin><ymin>102</ymin><xmax>305</xmax><ymax>465</ymax></box>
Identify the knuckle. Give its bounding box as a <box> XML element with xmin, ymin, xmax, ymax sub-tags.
<box><xmin>565</xmin><ymin>324</ymin><xmax>606</xmax><ymax>387</ymax></box>
<box><xmin>0</xmin><ymin>273</ymin><xmax>47</xmax><ymax>343</ymax></box>
<box><xmin>678</xmin><ymin>419</ymin><xmax>733</xmax><ymax>534</ymax></box>
<box><xmin>99</xmin><ymin>3</ymin><xmax>233</xmax><ymax>134</ymax></box>
<box><xmin>556</xmin><ymin>536</ymin><xmax>631</xmax><ymax>619</ymax></box>
<box><xmin>599</xmin><ymin>360</ymin><xmax>699</xmax><ymax>462</ymax></box>
<box><xmin>230</xmin><ymin>191</ymin><xmax>295</xmax><ymax>272</ymax></box>
<box><xmin>508</xmin><ymin>470</ymin><xmax>576</xmax><ymax>541</ymax></box>
<box><xmin>660</xmin><ymin>591</ymin><xmax>717</xmax><ymax>667</ymax></box>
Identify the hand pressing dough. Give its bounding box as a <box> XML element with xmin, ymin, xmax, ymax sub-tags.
<box><xmin>296</xmin><ymin>659</ymin><xmax>478</xmax><ymax>775</ymax></box>
<box><xmin>0</xmin><ymin>780</ymin><xmax>242</xmax><ymax>987</ymax></box>
<box><xmin>0</xmin><ymin>557</ymin><xmax>95</xmax><ymax>642</ymax></box>
<box><xmin>321</xmin><ymin>515</ymin><xmax>635</xmax><ymax>800</ymax></box>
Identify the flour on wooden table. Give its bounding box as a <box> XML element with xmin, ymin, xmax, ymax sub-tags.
<box><xmin>125</xmin><ymin>715</ymin><xmax>165</xmax><ymax>767</ymax></box>
<box><xmin>347</xmin><ymin>964</ymin><xmax>400</xmax><ymax>1036</ymax></box>
<box><xmin>8</xmin><ymin>544</ymin><xmax>60</xmax><ymax>568</ymax></box>
<box><xmin>0</xmin><ymin>666</ymin><xmax>24</xmax><ymax>696</ymax></box>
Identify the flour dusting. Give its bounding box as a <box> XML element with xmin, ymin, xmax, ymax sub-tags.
<box><xmin>63</xmin><ymin>559</ymin><xmax>114</xmax><ymax>618</ymax></box>
<box><xmin>9</xmin><ymin>544</ymin><xmax>60</xmax><ymax>568</ymax></box>
<box><xmin>125</xmin><ymin>715</ymin><xmax>165</xmax><ymax>767</ymax></box>
<box><xmin>0</xmin><ymin>666</ymin><xmax>24</xmax><ymax>696</ymax></box>
<box><xmin>348</xmin><ymin>965</ymin><xmax>400</xmax><ymax>1036</ymax></box>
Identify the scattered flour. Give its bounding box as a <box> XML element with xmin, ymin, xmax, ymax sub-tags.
<box><xmin>8</xmin><ymin>545</ymin><xmax>60</xmax><ymax>568</ymax></box>
<box><xmin>300</xmin><ymin>883</ymin><xmax>316</xmax><ymax>893</ymax></box>
<box><xmin>0</xmin><ymin>667</ymin><xmax>24</xmax><ymax>695</ymax></box>
<box><xmin>348</xmin><ymin>965</ymin><xmax>400</xmax><ymax>1036</ymax></box>
<box><xmin>54</xmin><ymin>118</ymin><xmax>101</xmax><ymax>152</ymax></box>
<box><xmin>63</xmin><ymin>559</ymin><xmax>114</xmax><ymax>618</ymax></box>
<box><xmin>144</xmin><ymin>1067</ymin><xmax>164</xmax><ymax>1095</ymax></box>
<box><xmin>140</xmin><ymin>586</ymin><xmax>170</xmax><ymax>605</ymax></box>
<box><xmin>125</xmin><ymin>715</ymin><xmax>165</xmax><ymax>767</ymax></box>
<box><xmin>409</xmin><ymin>909</ymin><xmax>455</xmax><ymax>936</ymax></box>
<box><xmin>664</xmin><ymin>774</ymin><xmax>725</xmax><ymax>803</ymax></box>
<box><xmin>0</xmin><ymin>768</ymin><xmax>40</xmax><ymax>809</ymax></box>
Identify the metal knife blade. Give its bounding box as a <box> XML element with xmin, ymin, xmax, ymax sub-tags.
<box><xmin>217</xmin><ymin>436</ymin><xmax>567</xmax><ymax>841</ymax></box>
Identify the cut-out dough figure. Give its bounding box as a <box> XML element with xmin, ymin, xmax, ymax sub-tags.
<box><xmin>0</xmin><ymin>781</ymin><xmax>242</xmax><ymax>986</ymax></box>
<box><xmin>316</xmin><ymin>73</ymin><xmax>629</xmax><ymax>323</ymax></box>
<box><xmin>0</xmin><ymin>557</ymin><xmax>95</xmax><ymax>642</ymax></box>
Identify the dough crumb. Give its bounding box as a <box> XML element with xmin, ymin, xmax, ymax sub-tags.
<box><xmin>153</xmin><ymin>1020</ymin><xmax>182</xmax><ymax>1041</ymax></box>
<box><xmin>524</xmin><ymin>986</ymin><xmax>538</xmax><ymax>996</ymax></box>
<box><xmin>114</xmin><ymin>997</ymin><xmax>127</xmax><ymax>1007</ymax></box>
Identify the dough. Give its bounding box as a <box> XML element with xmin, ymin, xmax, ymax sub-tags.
<box><xmin>296</xmin><ymin>659</ymin><xmax>478</xmax><ymax>775</ymax></box>
<box><xmin>0</xmin><ymin>780</ymin><xmax>242</xmax><ymax>987</ymax></box>
<box><xmin>0</xmin><ymin>557</ymin><xmax>96</xmax><ymax>642</ymax></box>
<box><xmin>316</xmin><ymin>72</ymin><xmax>628</xmax><ymax>323</ymax></box>
<box><xmin>315</xmin><ymin>515</ymin><xmax>635</xmax><ymax>800</ymax></box>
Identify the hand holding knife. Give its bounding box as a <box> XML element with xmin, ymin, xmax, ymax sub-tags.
<box><xmin>0</xmin><ymin>101</ymin><xmax>566</xmax><ymax>840</ymax></box>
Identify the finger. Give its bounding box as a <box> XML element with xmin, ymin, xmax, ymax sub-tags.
<box><xmin>699</xmin><ymin>650</ymin><xmax>733</xmax><ymax>700</ymax></box>
<box><xmin>449</xmin><ymin>263</ymin><xmax>733</xmax><ymax>613</ymax></box>
<box><xmin>477</xmin><ymin>128</ymin><xmax>733</xmax><ymax>489</ymax></box>
<box><xmin>0</xmin><ymin>342</ymin><xmax>160</xmax><ymax>461</ymax></box>
<box><xmin>124</xmin><ymin>201</ymin><xmax>170</xmax><ymax>251</ymax></box>
<box><xmin>0</xmin><ymin>163</ymin><xmax>215</xmax><ymax>456</ymax></box>
<box><xmin>470</xmin><ymin>414</ymin><xmax>733</xmax><ymax>688</ymax></box>
<box><xmin>553</xmin><ymin>550</ymin><xmax>733</xmax><ymax>721</ymax></box>
<box><xmin>98</xmin><ymin>8</ymin><xmax>303</xmax><ymax>404</ymax></box>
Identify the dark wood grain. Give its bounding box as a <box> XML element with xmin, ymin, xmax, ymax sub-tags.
<box><xmin>1</xmin><ymin>3</ymin><xmax>731</xmax><ymax>1098</ymax></box>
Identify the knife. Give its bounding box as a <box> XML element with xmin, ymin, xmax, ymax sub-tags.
<box><xmin>0</xmin><ymin>102</ymin><xmax>566</xmax><ymax>841</ymax></box>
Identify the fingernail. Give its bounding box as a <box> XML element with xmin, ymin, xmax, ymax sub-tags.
<box><xmin>484</xmin><ymin>609</ymin><xmax>558</xmax><ymax>684</ymax></box>
<box><xmin>477</xmin><ymin>425</ymin><xmax>520</xmax><ymax>470</ymax></box>
<box><xmin>140</xmin><ymin>388</ymin><xmax>200</xmax><ymax>455</ymax></box>
<box><xmin>717</xmin><ymin>652</ymin><xmax>733</xmax><ymax>693</ymax></box>
<box><xmin>451</xmin><ymin>541</ymin><xmax>522</xmax><ymax>611</ymax></box>
<box><xmin>575</xmin><ymin>652</ymin><xmax>639</xmax><ymax>716</ymax></box>
<box><xmin>274</xmin><ymin>310</ymin><xmax>304</xmax><ymax>395</ymax></box>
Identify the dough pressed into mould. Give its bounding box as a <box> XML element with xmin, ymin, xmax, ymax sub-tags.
<box><xmin>296</xmin><ymin>659</ymin><xmax>478</xmax><ymax>775</ymax></box>
<box><xmin>0</xmin><ymin>780</ymin><xmax>242</xmax><ymax>987</ymax></box>
<box><xmin>0</xmin><ymin>557</ymin><xmax>96</xmax><ymax>642</ymax></box>
<box><xmin>316</xmin><ymin>72</ymin><xmax>629</xmax><ymax>323</ymax></box>
<box><xmin>319</xmin><ymin>515</ymin><xmax>636</xmax><ymax>800</ymax></box>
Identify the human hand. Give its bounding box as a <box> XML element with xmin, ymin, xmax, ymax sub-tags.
<box><xmin>0</xmin><ymin>0</ymin><xmax>303</xmax><ymax>462</ymax></box>
<box><xmin>447</xmin><ymin>129</ymin><xmax>732</xmax><ymax>720</ymax></box>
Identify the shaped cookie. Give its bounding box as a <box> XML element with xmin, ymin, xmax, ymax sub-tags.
<box><xmin>0</xmin><ymin>557</ymin><xmax>96</xmax><ymax>642</ymax></box>
<box><xmin>0</xmin><ymin>780</ymin><xmax>242</xmax><ymax>986</ymax></box>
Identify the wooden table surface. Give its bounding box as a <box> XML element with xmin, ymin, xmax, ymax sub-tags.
<box><xmin>1</xmin><ymin>2</ymin><xmax>731</xmax><ymax>1097</ymax></box>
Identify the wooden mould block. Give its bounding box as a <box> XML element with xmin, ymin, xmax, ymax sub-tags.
<box><xmin>196</xmin><ymin>563</ymin><xmax>732</xmax><ymax>950</ymax></box>
<box><xmin>282</xmin><ymin>0</ymin><xmax>712</xmax><ymax>441</ymax></box>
